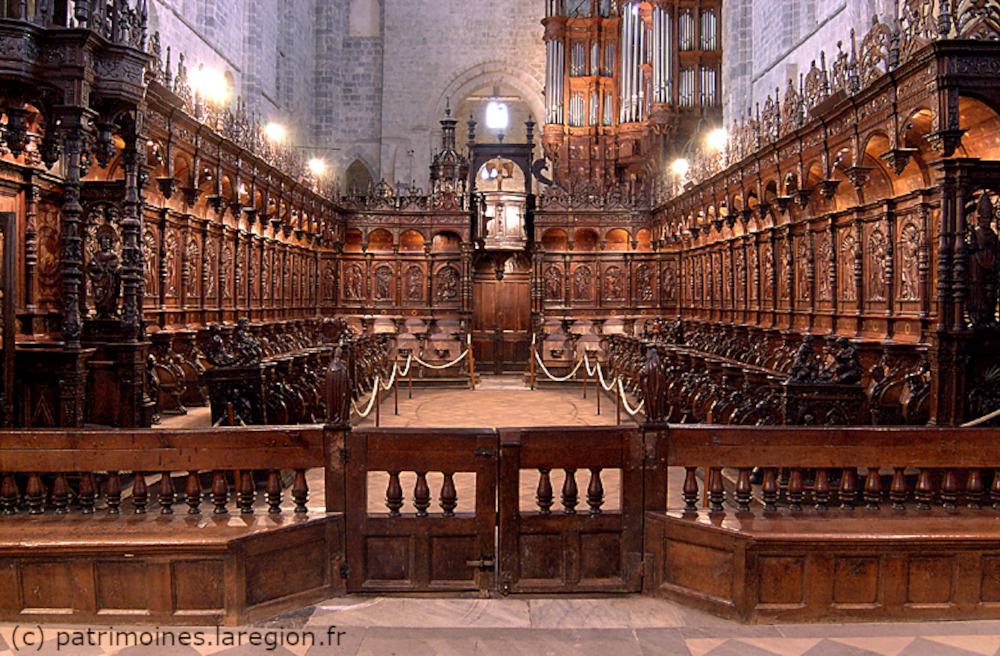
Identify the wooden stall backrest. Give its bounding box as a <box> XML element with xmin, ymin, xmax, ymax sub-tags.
<box><xmin>345</xmin><ymin>428</ymin><xmax>497</xmax><ymax>593</ymax></box>
<box><xmin>497</xmin><ymin>426</ymin><xmax>646</xmax><ymax>593</ymax></box>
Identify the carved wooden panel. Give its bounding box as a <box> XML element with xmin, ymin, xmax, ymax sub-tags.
<box><xmin>604</xmin><ymin>265</ymin><xmax>625</xmax><ymax>302</ymax></box>
<box><xmin>572</xmin><ymin>264</ymin><xmax>594</xmax><ymax>302</ymax></box>
<box><xmin>869</xmin><ymin>228</ymin><xmax>889</xmax><ymax>303</ymax></box>
<box><xmin>164</xmin><ymin>227</ymin><xmax>179</xmax><ymax>299</ymax></box>
<box><xmin>404</xmin><ymin>264</ymin><xmax>424</xmax><ymax>302</ymax></box>
<box><xmin>899</xmin><ymin>221</ymin><xmax>921</xmax><ymax>302</ymax></box>
<box><xmin>373</xmin><ymin>263</ymin><xmax>394</xmax><ymax>302</ymax></box>
<box><xmin>435</xmin><ymin>265</ymin><xmax>460</xmax><ymax>303</ymax></box>
<box><xmin>634</xmin><ymin>263</ymin><xmax>654</xmax><ymax>302</ymax></box>
<box><xmin>344</xmin><ymin>261</ymin><xmax>364</xmax><ymax>301</ymax></box>
<box><xmin>544</xmin><ymin>264</ymin><xmax>563</xmax><ymax>301</ymax></box>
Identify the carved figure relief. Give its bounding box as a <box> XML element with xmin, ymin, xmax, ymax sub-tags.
<box><xmin>406</xmin><ymin>265</ymin><xmax>423</xmax><ymax>301</ymax></box>
<box><xmin>164</xmin><ymin>229</ymin><xmax>179</xmax><ymax>298</ymax></box>
<box><xmin>748</xmin><ymin>246</ymin><xmax>758</xmax><ymax>302</ymax></box>
<box><xmin>323</xmin><ymin>264</ymin><xmax>336</xmax><ymax>301</ymax></box>
<box><xmin>705</xmin><ymin>255</ymin><xmax>714</xmax><ymax>302</ymax></box>
<box><xmin>221</xmin><ymin>244</ymin><xmax>233</xmax><ymax>301</ymax></box>
<box><xmin>797</xmin><ymin>242</ymin><xmax>811</xmax><ymax>301</ymax></box>
<box><xmin>346</xmin><ymin>262</ymin><xmax>364</xmax><ymax>300</ymax></box>
<box><xmin>842</xmin><ymin>234</ymin><xmax>858</xmax><ymax>302</ymax></box>
<box><xmin>436</xmin><ymin>265</ymin><xmax>460</xmax><ymax>302</ymax></box>
<box><xmin>899</xmin><ymin>222</ymin><xmax>921</xmax><ymax>301</ymax></box>
<box><xmin>185</xmin><ymin>239</ymin><xmax>200</xmax><ymax>298</ymax></box>
<box><xmin>778</xmin><ymin>241</ymin><xmax>790</xmax><ymax>300</ymax></box>
<box><xmin>662</xmin><ymin>264</ymin><xmax>676</xmax><ymax>301</ymax></box>
<box><xmin>204</xmin><ymin>239</ymin><xmax>217</xmax><ymax>301</ymax></box>
<box><xmin>262</xmin><ymin>250</ymin><xmax>271</xmax><ymax>301</ymax></box>
<box><xmin>816</xmin><ymin>236</ymin><xmax>832</xmax><ymax>302</ymax></box>
<box><xmin>604</xmin><ymin>266</ymin><xmax>624</xmax><ymax>301</ymax></box>
<box><xmin>762</xmin><ymin>243</ymin><xmax>774</xmax><ymax>301</ymax></box>
<box><xmin>141</xmin><ymin>227</ymin><xmax>157</xmax><ymax>300</ymax></box>
<box><xmin>735</xmin><ymin>249</ymin><xmax>746</xmax><ymax>301</ymax></box>
<box><xmin>38</xmin><ymin>210</ymin><xmax>61</xmax><ymax>301</ymax></box>
<box><xmin>635</xmin><ymin>263</ymin><xmax>653</xmax><ymax>301</ymax></box>
<box><xmin>544</xmin><ymin>265</ymin><xmax>563</xmax><ymax>301</ymax></box>
<box><xmin>85</xmin><ymin>225</ymin><xmax>121</xmax><ymax>318</ymax></box>
<box><xmin>573</xmin><ymin>265</ymin><xmax>592</xmax><ymax>300</ymax></box>
<box><xmin>248</xmin><ymin>246</ymin><xmax>258</xmax><ymax>302</ymax></box>
<box><xmin>374</xmin><ymin>265</ymin><xmax>393</xmax><ymax>300</ymax></box>
<box><xmin>968</xmin><ymin>193</ymin><xmax>999</xmax><ymax>325</ymax></box>
<box><xmin>235</xmin><ymin>243</ymin><xmax>245</xmax><ymax>303</ymax></box>
<box><xmin>869</xmin><ymin>229</ymin><xmax>889</xmax><ymax>301</ymax></box>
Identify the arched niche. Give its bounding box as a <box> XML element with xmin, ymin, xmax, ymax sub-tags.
<box><xmin>605</xmin><ymin>228</ymin><xmax>631</xmax><ymax>251</ymax></box>
<box><xmin>345</xmin><ymin>159</ymin><xmax>374</xmax><ymax>194</ymax></box>
<box><xmin>636</xmin><ymin>228</ymin><xmax>653</xmax><ymax>251</ymax></box>
<box><xmin>541</xmin><ymin>228</ymin><xmax>568</xmax><ymax>251</ymax></box>
<box><xmin>574</xmin><ymin>228</ymin><xmax>599</xmax><ymax>251</ymax></box>
<box><xmin>958</xmin><ymin>96</ymin><xmax>1000</xmax><ymax>160</ymax></box>
<box><xmin>344</xmin><ymin>228</ymin><xmax>364</xmax><ymax>253</ymax></box>
<box><xmin>368</xmin><ymin>229</ymin><xmax>393</xmax><ymax>252</ymax></box>
<box><xmin>400</xmin><ymin>229</ymin><xmax>425</xmax><ymax>252</ymax></box>
<box><xmin>432</xmin><ymin>231</ymin><xmax>462</xmax><ymax>252</ymax></box>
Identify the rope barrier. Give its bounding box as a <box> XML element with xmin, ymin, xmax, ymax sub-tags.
<box><xmin>584</xmin><ymin>353</ymin><xmax>618</xmax><ymax>392</ymax></box>
<box><xmin>617</xmin><ymin>378</ymin><xmax>645</xmax><ymax>416</ymax></box>
<box><xmin>396</xmin><ymin>354</ymin><xmax>412</xmax><ymax>378</ymax></box>
<box><xmin>351</xmin><ymin>375</ymin><xmax>382</xmax><ymax>417</ymax></box>
<box><xmin>962</xmin><ymin>405</ymin><xmax>1000</xmax><ymax>427</ymax></box>
<box><xmin>533</xmin><ymin>350</ymin><xmax>585</xmax><ymax>382</ymax></box>
<box><xmin>412</xmin><ymin>349</ymin><xmax>469</xmax><ymax>370</ymax></box>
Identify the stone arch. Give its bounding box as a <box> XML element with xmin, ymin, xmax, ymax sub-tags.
<box><xmin>432</xmin><ymin>62</ymin><xmax>545</xmax><ymax>141</ymax></box>
<box><xmin>344</xmin><ymin>159</ymin><xmax>374</xmax><ymax>194</ymax></box>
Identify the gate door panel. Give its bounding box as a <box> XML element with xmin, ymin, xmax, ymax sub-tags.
<box><xmin>497</xmin><ymin>427</ymin><xmax>644</xmax><ymax>594</ymax></box>
<box><xmin>345</xmin><ymin>428</ymin><xmax>497</xmax><ymax>593</ymax></box>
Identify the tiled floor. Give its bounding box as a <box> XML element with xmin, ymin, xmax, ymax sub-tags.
<box><xmin>6</xmin><ymin>599</ymin><xmax>1000</xmax><ymax>655</ymax></box>
<box><xmin>90</xmin><ymin>379</ymin><xmax>1000</xmax><ymax>655</ymax></box>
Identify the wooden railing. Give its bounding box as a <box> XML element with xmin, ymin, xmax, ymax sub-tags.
<box><xmin>659</xmin><ymin>426</ymin><xmax>1000</xmax><ymax>514</ymax></box>
<box><xmin>0</xmin><ymin>426</ymin><xmax>327</xmax><ymax>516</ymax></box>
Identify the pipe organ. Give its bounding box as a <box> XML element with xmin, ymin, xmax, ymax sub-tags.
<box><xmin>541</xmin><ymin>0</ymin><xmax>722</xmax><ymax>187</ymax></box>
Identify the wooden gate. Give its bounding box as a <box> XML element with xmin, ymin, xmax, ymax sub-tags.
<box><xmin>343</xmin><ymin>426</ymin><xmax>647</xmax><ymax>594</ymax></box>
<box><xmin>344</xmin><ymin>428</ymin><xmax>497</xmax><ymax>593</ymax></box>
<box><xmin>497</xmin><ymin>427</ymin><xmax>645</xmax><ymax>593</ymax></box>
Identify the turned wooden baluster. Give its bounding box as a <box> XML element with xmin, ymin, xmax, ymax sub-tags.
<box><xmin>735</xmin><ymin>468</ymin><xmax>752</xmax><ymax>512</ymax></box>
<box><xmin>762</xmin><ymin>468</ymin><xmax>778</xmax><ymax>513</ymax></box>
<box><xmin>440</xmin><ymin>473</ymin><xmax>457</xmax><ymax>516</ymax></box>
<box><xmin>890</xmin><ymin>467</ymin><xmax>907</xmax><ymax>511</ymax></box>
<box><xmin>292</xmin><ymin>469</ymin><xmax>308</xmax><ymax>513</ymax></box>
<box><xmin>967</xmin><ymin>469</ymin><xmax>984</xmax><ymax>509</ymax></box>
<box><xmin>78</xmin><ymin>472</ymin><xmax>96</xmax><ymax>514</ymax></box>
<box><xmin>185</xmin><ymin>471</ymin><xmax>202</xmax><ymax>514</ymax></box>
<box><xmin>682</xmin><ymin>467</ymin><xmax>699</xmax><ymax>512</ymax></box>
<box><xmin>708</xmin><ymin>467</ymin><xmax>725</xmax><ymax>513</ymax></box>
<box><xmin>51</xmin><ymin>473</ymin><xmax>69</xmax><ymax>514</ymax></box>
<box><xmin>386</xmin><ymin>471</ymin><xmax>403</xmax><ymax>515</ymax></box>
<box><xmin>864</xmin><ymin>467</ymin><xmax>882</xmax><ymax>510</ymax></box>
<box><xmin>941</xmin><ymin>469</ymin><xmax>958</xmax><ymax>510</ymax></box>
<box><xmin>26</xmin><ymin>473</ymin><xmax>44</xmax><ymax>514</ymax></box>
<box><xmin>159</xmin><ymin>472</ymin><xmax>175</xmax><ymax>514</ymax></box>
<box><xmin>915</xmin><ymin>469</ymin><xmax>934</xmax><ymax>510</ymax></box>
<box><xmin>562</xmin><ymin>468</ymin><xmax>578</xmax><ymax>514</ymax></box>
<box><xmin>414</xmin><ymin>472</ymin><xmax>430</xmax><ymax>516</ymax></box>
<box><xmin>238</xmin><ymin>471</ymin><xmax>255</xmax><ymax>514</ymax></box>
<box><xmin>266</xmin><ymin>470</ymin><xmax>282</xmax><ymax>514</ymax></box>
<box><xmin>106</xmin><ymin>472</ymin><xmax>122</xmax><ymax>514</ymax></box>
<box><xmin>992</xmin><ymin>470</ymin><xmax>1000</xmax><ymax>510</ymax></box>
<box><xmin>839</xmin><ymin>468</ymin><xmax>857</xmax><ymax>509</ymax></box>
<box><xmin>1</xmin><ymin>473</ymin><xmax>18</xmax><ymax>514</ymax></box>
<box><xmin>211</xmin><ymin>470</ymin><xmax>229</xmax><ymax>514</ymax></box>
<box><xmin>813</xmin><ymin>469</ymin><xmax>830</xmax><ymax>512</ymax></box>
<box><xmin>536</xmin><ymin>469</ymin><xmax>553</xmax><ymax>514</ymax></box>
<box><xmin>587</xmin><ymin>468</ymin><xmax>604</xmax><ymax>515</ymax></box>
<box><xmin>133</xmin><ymin>472</ymin><xmax>148</xmax><ymax>514</ymax></box>
<box><xmin>787</xmin><ymin>468</ymin><xmax>804</xmax><ymax>513</ymax></box>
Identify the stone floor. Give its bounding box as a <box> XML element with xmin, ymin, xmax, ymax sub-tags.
<box><xmin>66</xmin><ymin>377</ymin><xmax>1000</xmax><ymax>655</ymax></box>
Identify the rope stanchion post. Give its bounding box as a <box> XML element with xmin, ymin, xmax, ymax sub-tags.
<box><xmin>616</xmin><ymin>383</ymin><xmax>621</xmax><ymax>425</ymax></box>
<box><xmin>375</xmin><ymin>384</ymin><xmax>381</xmax><ymax>427</ymax></box>
<box><xmin>468</xmin><ymin>333</ymin><xmax>475</xmax><ymax>388</ymax></box>
<box><xmin>530</xmin><ymin>334</ymin><xmax>536</xmax><ymax>390</ymax></box>
<box><xmin>394</xmin><ymin>367</ymin><xmax>399</xmax><ymax>414</ymax></box>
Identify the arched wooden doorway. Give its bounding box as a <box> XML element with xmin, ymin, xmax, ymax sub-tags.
<box><xmin>472</xmin><ymin>252</ymin><xmax>531</xmax><ymax>373</ymax></box>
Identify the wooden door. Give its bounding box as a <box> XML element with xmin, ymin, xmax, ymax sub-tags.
<box><xmin>344</xmin><ymin>428</ymin><xmax>497</xmax><ymax>593</ymax></box>
<box><xmin>496</xmin><ymin>426</ymin><xmax>644</xmax><ymax>594</ymax></box>
<box><xmin>473</xmin><ymin>264</ymin><xmax>531</xmax><ymax>373</ymax></box>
